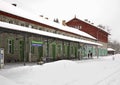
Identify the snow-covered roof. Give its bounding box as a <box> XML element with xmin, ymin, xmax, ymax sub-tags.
<box><xmin>107</xmin><ymin>48</ymin><xmax>115</xmax><ymax>51</ymax></box>
<box><xmin>0</xmin><ymin>21</ymin><xmax>102</xmax><ymax>46</ymax></box>
<box><xmin>0</xmin><ymin>0</ymin><xmax>96</xmax><ymax>40</ymax></box>
<box><xmin>67</xmin><ymin>17</ymin><xmax>110</xmax><ymax>34</ymax></box>
<box><xmin>83</xmin><ymin>20</ymin><xmax>109</xmax><ymax>34</ymax></box>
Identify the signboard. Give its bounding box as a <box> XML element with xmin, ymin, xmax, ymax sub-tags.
<box><xmin>32</xmin><ymin>44</ymin><xmax>43</xmax><ymax>47</ymax></box>
<box><xmin>31</xmin><ymin>41</ymin><xmax>43</xmax><ymax>47</ymax></box>
<box><xmin>0</xmin><ymin>48</ymin><xmax>4</xmax><ymax>69</ymax></box>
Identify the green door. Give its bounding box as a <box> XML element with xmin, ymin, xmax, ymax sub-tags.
<box><xmin>38</xmin><ymin>46</ymin><xmax>43</xmax><ymax>61</ymax></box>
<box><xmin>19</xmin><ymin>40</ymin><xmax>24</xmax><ymax>61</ymax></box>
<box><xmin>52</xmin><ymin>44</ymin><xmax>56</xmax><ymax>60</ymax></box>
<box><xmin>75</xmin><ymin>47</ymin><xmax>77</xmax><ymax>58</ymax></box>
<box><xmin>67</xmin><ymin>46</ymin><xmax>70</xmax><ymax>59</ymax></box>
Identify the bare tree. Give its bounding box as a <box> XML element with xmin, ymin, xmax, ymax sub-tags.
<box><xmin>108</xmin><ymin>40</ymin><xmax>120</xmax><ymax>54</ymax></box>
<box><xmin>98</xmin><ymin>24</ymin><xmax>111</xmax><ymax>34</ymax></box>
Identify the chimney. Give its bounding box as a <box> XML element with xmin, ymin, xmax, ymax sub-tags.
<box><xmin>84</xmin><ymin>19</ymin><xmax>88</xmax><ymax>22</ymax></box>
<box><xmin>40</xmin><ymin>15</ymin><xmax>43</xmax><ymax>17</ymax></box>
<box><xmin>45</xmin><ymin>17</ymin><xmax>48</xmax><ymax>20</ymax></box>
<box><xmin>62</xmin><ymin>20</ymin><xmax>66</xmax><ymax>26</ymax></box>
<box><xmin>12</xmin><ymin>4</ymin><xmax>17</xmax><ymax>7</ymax></box>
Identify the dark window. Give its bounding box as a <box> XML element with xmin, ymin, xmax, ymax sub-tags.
<box><xmin>8</xmin><ymin>39</ymin><xmax>14</xmax><ymax>54</ymax></box>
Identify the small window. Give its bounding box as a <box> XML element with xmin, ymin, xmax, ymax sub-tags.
<box><xmin>25</xmin><ymin>24</ymin><xmax>29</xmax><ymax>27</ymax></box>
<box><xmin>31</xmin><ymin>25</ymin><xmax>34</xmax><ymax>28</ymax></box>
<box><xmin>39</xmin><ymin>28</ymin><xmax>41</xmax><ymax>30</ymax></box>
<box><xmin>46</xmin><ymin>30</ymin><xmax>49</xmax><ymax>32</ymax></box>
<box><xmin>8</xmin><ymin>39</ymin><xmax>14</xmax><ymax>54</ymax></box>
<box><xmin>8</xmin><ymin>20</ymin><xmax>13</xmax><ymax>24</ymax></box>
<box><xmin>79</xmin><ymin>26</ymin><xmax>82</xmax><ymax>29</ymax></box>
<box><xmin>21</xmin><ymin>23</ymin><xmax>24</xmax><ymax>26</ymax></box>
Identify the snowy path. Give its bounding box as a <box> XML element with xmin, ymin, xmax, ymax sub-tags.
<box><xmin>94</xmin><ymin>55</ymin><xmax>120</xmax><ymax>85</ymax></box>
<box><xmin>0</xmin><ymin>54</ymin><xmax>120</xmax><ymax>85</ymax></box>
<box><xmin>95</xmin><ymin>67</ymin><xmax>120</xmax><ymax>85</ymax></box>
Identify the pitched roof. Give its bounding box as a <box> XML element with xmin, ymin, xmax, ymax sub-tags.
<box><xmin>0</xmin><ymin>0</ymin><xmax>96</xmax><ymax>40</ymax></box>
<box><xmin>66</xmin><ymin>17</ymin><xmax>110</xmax><ymax>34</ymax></box>
<box><xmin>0</xmin><ymin>21</ymin><xmax>102</xmax><ymax>46</ymax></box>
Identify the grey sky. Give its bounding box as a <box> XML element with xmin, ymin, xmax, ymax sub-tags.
<box><xmin>3</xmin><ymin>0</ymin><xmax>120</xmax><ymax>42</ymax></box>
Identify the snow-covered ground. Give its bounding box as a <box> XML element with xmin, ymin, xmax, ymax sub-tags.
<box><xmin>0</xmin><ymin>54</ymin><xmax>120</xmax><ymax>85</ymax></box>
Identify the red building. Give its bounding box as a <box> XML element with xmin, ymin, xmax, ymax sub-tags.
<box><xmin>66</xmin><ymin>17</ymin><xmax>109</xmax><ymax>43</ymax></box>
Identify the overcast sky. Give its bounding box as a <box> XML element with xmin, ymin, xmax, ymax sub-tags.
<box><xmin>3</xmin><ymin>0</ymin><xmax>120</xmax><ymax>42</ymax></box>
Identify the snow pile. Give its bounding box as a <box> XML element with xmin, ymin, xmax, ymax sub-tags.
<box><xmin>1</xmin><ymin>54</ymin><xmax>120</xmax><ymax>85</ymax></box>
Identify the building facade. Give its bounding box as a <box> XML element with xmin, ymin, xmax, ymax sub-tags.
<box><xmin>0</xmin><ymin>1</ymin><xmax>102</xmax><ymax>63</ymax></box>
<box><xmin>66</xmin><ymin>17</ymin><xmax>109</xmax><ymax>56</ymax></box>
